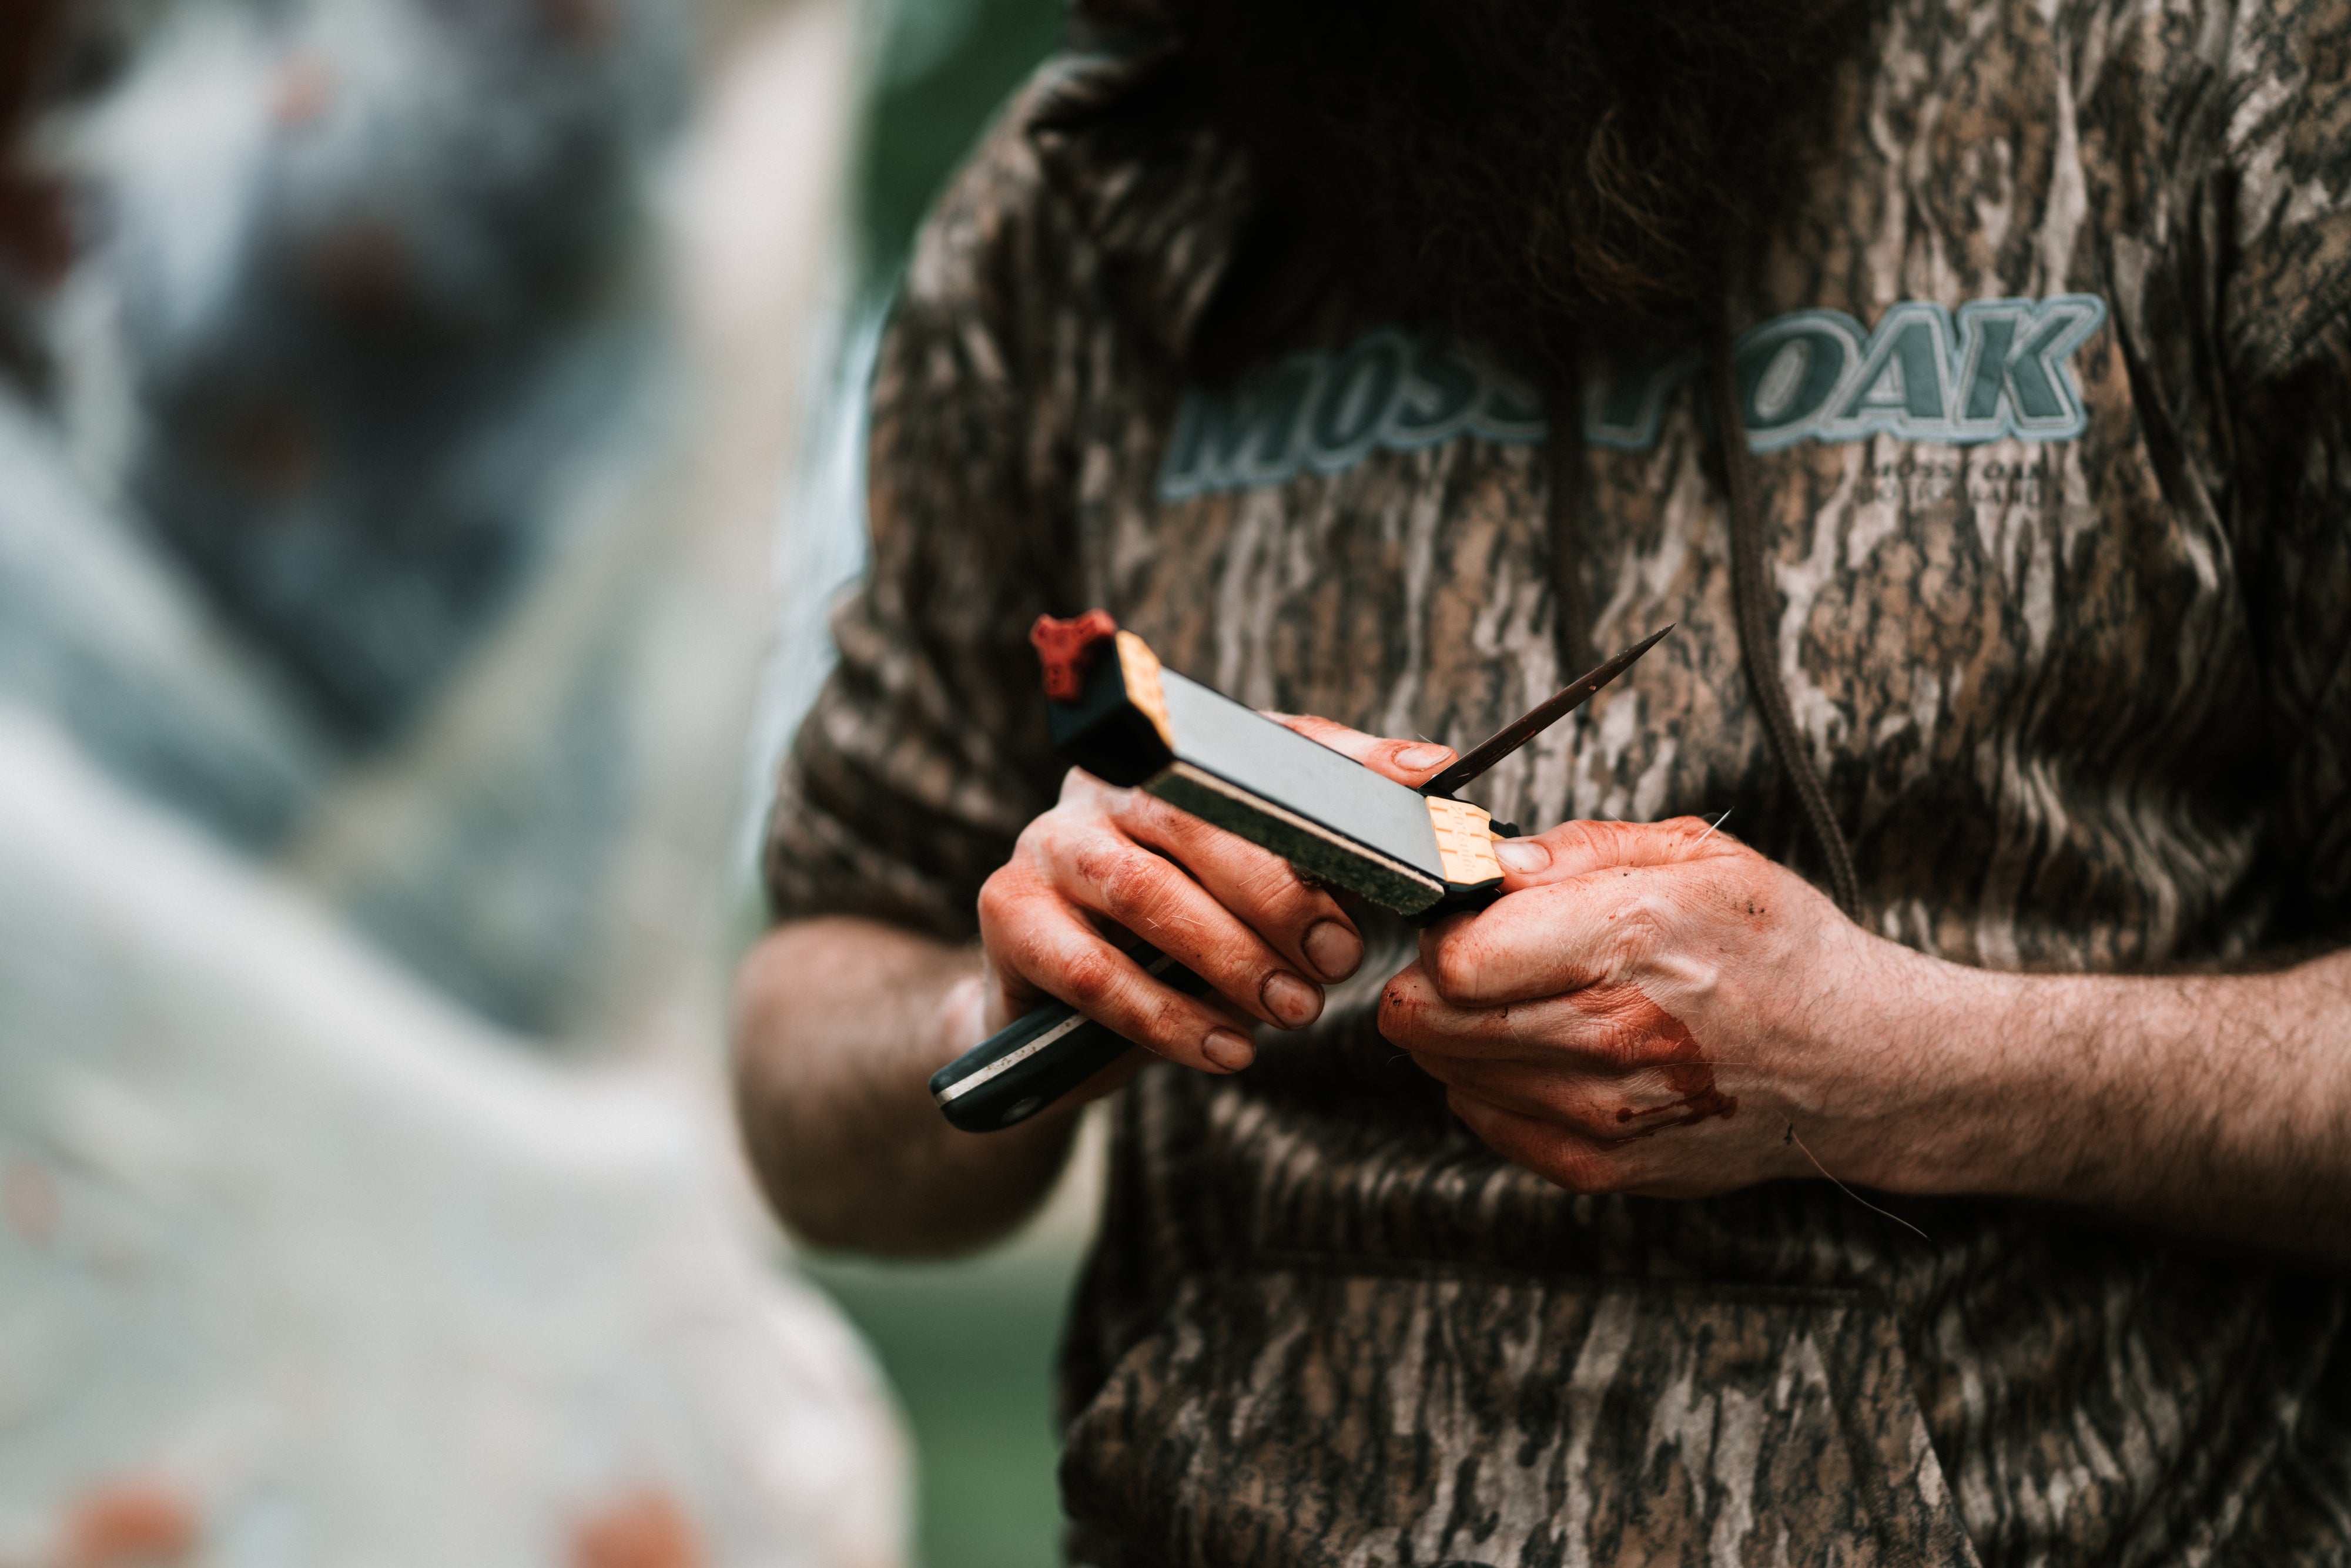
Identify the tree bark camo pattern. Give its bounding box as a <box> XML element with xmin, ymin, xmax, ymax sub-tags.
<box><xmin>765</xmin><ymin>0</ymin><xmax>2351</xmax><ymax>1562</ymax></box>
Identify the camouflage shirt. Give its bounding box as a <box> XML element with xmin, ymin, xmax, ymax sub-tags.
<box><xmin>766</xmin><ymin>1</ymin><xmax>2351</xmax><ymax>1562</ymax></box>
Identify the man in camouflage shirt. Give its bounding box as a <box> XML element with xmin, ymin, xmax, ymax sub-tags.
<box><xmin>736</xmin><ymin>0</ymin><xmax>2351</xmax><ymax>1562</ymax></box>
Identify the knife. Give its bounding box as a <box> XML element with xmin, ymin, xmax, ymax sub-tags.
<box><xmin>929</xmin><ymin>625</ymin><xmax>1672</xmax><ymax>1131</ymax></box>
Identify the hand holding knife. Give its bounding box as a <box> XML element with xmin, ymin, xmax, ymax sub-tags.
<box><xmin>928</xmin><ymin>624</ymin><xmax>1673</xmax><ymax>1130</ymax></box>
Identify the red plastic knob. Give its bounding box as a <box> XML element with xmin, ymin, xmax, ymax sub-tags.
<box><xmin>1030</xmin><ymin>610</ymin><xmax>1120</xmax><ymax>702</ymax></box>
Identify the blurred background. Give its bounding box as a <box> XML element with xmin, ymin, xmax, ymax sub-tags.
<box><xmin>0</xmin><ymin>0</ymin><xmax>1069</xmax><ymax>1563</ymax></box>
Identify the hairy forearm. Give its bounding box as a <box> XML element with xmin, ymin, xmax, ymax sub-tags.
<box><xmin>1881</xmin><ymin>945</ymin><xmax>2351</xmax><ymax>1260</ymax></box>
<box><xmin>731</xmin><ymin>916</ymin><xmax>1081</xmax><ymax>1255</ymax></box>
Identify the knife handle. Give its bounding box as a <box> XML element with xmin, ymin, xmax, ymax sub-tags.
<box><xmin>928</xmin><ymin>947</ymin><xmax>1210</xmax><ymax>1131</ymax></box>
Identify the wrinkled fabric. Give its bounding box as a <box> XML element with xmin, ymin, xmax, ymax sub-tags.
<box><xmin>766</xmin><ymin>1</ymin><xmax>2351</xmax><ymax>1562</ymax></box>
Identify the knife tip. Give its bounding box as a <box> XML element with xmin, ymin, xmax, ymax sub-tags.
<box><xmin>1618</xmin><ymin>624</ymin><xmax>1674</xmax><ymax>659</ymax></box>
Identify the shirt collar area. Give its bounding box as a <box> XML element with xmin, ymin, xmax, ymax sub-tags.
<box><xmin>1023</xmin><ymin>4</ymin><xmax>1253</xmax><ymax>365</ymax></box>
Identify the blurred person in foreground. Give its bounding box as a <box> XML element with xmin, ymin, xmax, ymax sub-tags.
<box><xmin>0</xmin><ymin>1</ymin><xmax>902</xmax><ymax>1560</ymax></box>
<box><xmin>738</xmin><ymin>0</ymin><xmax>2351</xmax><ymax>1562</ymax></box>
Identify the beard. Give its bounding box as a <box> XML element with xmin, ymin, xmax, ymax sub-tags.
<box><xmin>1178</xmin><ymin>0</ymin><xmax>1864</xmax><ymax>384</ymax></box>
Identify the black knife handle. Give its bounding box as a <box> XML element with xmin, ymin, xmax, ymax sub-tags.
<box><xmin>928</xmin><ymin>948</ymin><xmax>1210</xmax><ymax>1131</ymax></box>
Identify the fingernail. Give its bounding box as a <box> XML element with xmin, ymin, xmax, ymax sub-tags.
<box><xmin>1397</xmin><ymin>743</ymin><xmax>1451</xmax><ymax>771</ymax></box>
<box><xmin>1495</xmin><ymin>838</ymin><xmax>1550</xmax><ymax>875</ymax></box>
<box><xmin>1203</xmin><ymin>1027</ymin><xmax>1256</xmax><ymax>1071</ymax></box>
<box><xmin>1301</xmin><ymin>919</ymin><xmax>1364</xmax><ymax>981</ymax></box>
<box><xmin>1261</xmin><ymin>970</ymin><xmax>1324</xmax><ymax>1027</ymax></box>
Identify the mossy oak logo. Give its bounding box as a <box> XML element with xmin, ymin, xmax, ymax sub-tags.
<box><xmin>1159</xmin><ymin>330</ymin><xmax>1546</xmax><ymax>501</ymax></box>
<box><xmin>1158</xmin><ymin>296</ymin><xmax>2107</xmax><ymax>500</ymax></box>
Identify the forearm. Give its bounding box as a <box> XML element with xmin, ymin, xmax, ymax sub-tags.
<box><xmin>731</xmin><ymin>916</ymin><xmax>1083</xmax><ymax>1256</ymax></box>
<box><xmin>1881</xmin><ymin>945</ymin><xmax>2351</xmax><ymax>1260</ymax></box>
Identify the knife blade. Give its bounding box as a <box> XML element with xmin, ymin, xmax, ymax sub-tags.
<box><xmin>1418</xmin><ymin>625</ymin><xmax>1672</xmax><ymax>800</ymax></box>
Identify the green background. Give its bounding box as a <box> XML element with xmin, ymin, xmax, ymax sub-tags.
<box><xmin>803</xmin><ymin>1185</ymin><xmax>1093</xmax><ymax>1568</ymax></box>
<box><xmin>858</xmin><ymin>0</ymin><xmax>1069</xmax><ymax>274</ymax></box>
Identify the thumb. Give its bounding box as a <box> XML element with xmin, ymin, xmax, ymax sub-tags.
<box><xmin>1267</xmin><ymin>712</ymin><xmax>1457</xmax><ymax>789</ymax></box>
<box><xmin>1491</xmin><ymin>815</ymin><xmax>1737</xmax><ymax>890</ymax></box>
